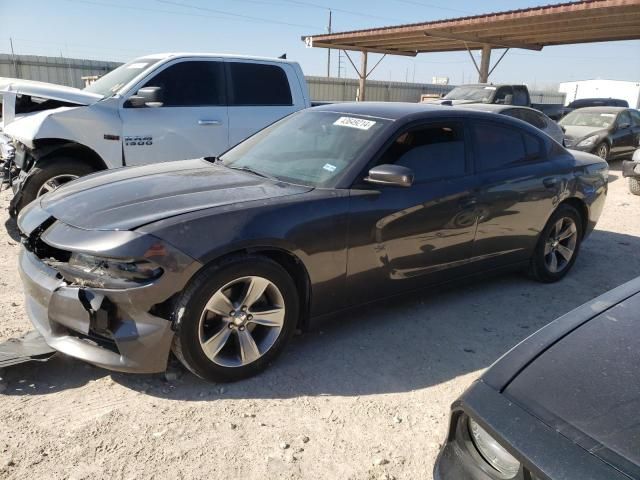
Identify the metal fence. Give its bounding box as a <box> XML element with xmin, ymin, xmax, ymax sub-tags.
<box><xmin>0</xmin><ymin>54</ymin><xmax>121</xmax><ymax>89</ymax></box>
<box><xmin>306</xmin><ymin>75</ymin><xmax>454</xmax><ymax>103</ymax></box>
<box><xmin>0</xmin><ymin>53</ymin><xmax>564</xmax><ymax>105</ymax></box>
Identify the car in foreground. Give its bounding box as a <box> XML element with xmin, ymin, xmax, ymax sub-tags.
<box><xmin>622</xmin><ymin>147</ymin><xmax>640</xmax><ymax>195</ymax></box>
<box><xmin>455</xmin><ymin>104</ymin><xmax>564</xmax><ymax>144</ymax></box>
<box><xmin>16</xmin><ymin>103</ymin><xmax>608</xmax><ymax>382</ymax></box>
<box><xmin>559</xmin><ymin>106</ymin><xmax>640</xmax><ymax>160</ymax></box>
<box><xmin>434</xmin><ymin>276</ymin><xmax>640</xmax><ymax>480</ymax></box>
<box><xmin>0</xmin><ymin>52</ymin><xmax>311</xmax><ymax>214</ymax></box>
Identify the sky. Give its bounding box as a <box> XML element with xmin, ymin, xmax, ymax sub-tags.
<box><xmin>1</xmin><ymin>0</ymin><xmax>639</xmax><ymax>88</ymax></box>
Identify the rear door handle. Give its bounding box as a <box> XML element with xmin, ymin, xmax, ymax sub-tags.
<box><xmin>543</xmin><ymin>177</ymin><xmax>559</xmax><ymax>188</ymax></box>
<box><xmin>198</xmin><ymin>119</ymin><xmax>222</xmax><ymax>126</ymax></box>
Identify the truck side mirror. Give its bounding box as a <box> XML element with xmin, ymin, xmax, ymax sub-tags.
<box><xmin>126</xmin><ymin>86</ymin><xmax>164</xmax><ymax>108</ymax></box>
<box><xmin>504</xmin><ymin>94</ymin><xmax>514</xmax><ymax>105</ymax></box>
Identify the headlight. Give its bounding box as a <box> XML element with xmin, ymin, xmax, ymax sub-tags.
<box><xmin>59</xmin><ymin>252</ymin><xmax>163</xmax><ymax>287</ymax></box>
<box><xmin>468</xmin><ymin>417</ymin><xmax>520</xmax><ymax>478</ymax></box>
<box><xmin>577</xmin><ymin>135</ymin><xmax>599</xmax><ymax>147</ymax></box>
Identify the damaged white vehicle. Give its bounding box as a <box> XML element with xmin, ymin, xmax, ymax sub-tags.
<box><xmin>0</xmin><ymin>53</ymin><xmax>311</xmax><ymax>215</ymax></box>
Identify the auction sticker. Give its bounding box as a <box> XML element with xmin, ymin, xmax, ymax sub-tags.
<box><xmin>334</xmin><ymin>116</ymin><xmax>376</xmax><ymax>130</ymax></box>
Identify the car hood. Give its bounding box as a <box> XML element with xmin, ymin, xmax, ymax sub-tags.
<box><xmin>561</xmin><ymin>125</ymin><xmax>607</xmax><ymax>141</ymax></box>
<box><xmin>0</xmin><ymin>77</ymin><xmax>103</xmax><ymax>106</ymax></box>
<box><xmin>38</xmin><ymin>159</ymin><xmax>312</xmax><ymax>231</ymax></box>
<box><xmin>504</xmin><ymin>291</ymin><xmax>640</xmax><ymax>470</ymax></box>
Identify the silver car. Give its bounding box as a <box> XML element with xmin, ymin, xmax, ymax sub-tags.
<box><xmin>457</xmin><ymin>104</ymin><xmax>565</xmax><ymax>144</ymax></box>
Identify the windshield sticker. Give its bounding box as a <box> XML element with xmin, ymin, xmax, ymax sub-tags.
<box><xmin>127</xmin><ymin>62</ymin><xmax>149</xmax><ymax>69</ymax></box>
<box><xmin>323</xmin><ymin>163</ymin><xmax>337</xmax><ymax>172</ymax></box>
<box><xmin>484</xmin><ymin>86</ymin><xmax>497</xmax><ymax>90</ymax></box>
<box><xmin>334</xmin><ymin>116</ymin><xmax>376</xmax><ymax>130</ymax></box>
<box><xmin>601</xmin><ymin>114</ymin><xmax>615</xmax><ymax>117</ymax></box>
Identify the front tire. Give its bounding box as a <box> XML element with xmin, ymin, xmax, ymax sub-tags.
<box><xmin>528</xmin><ymin>204</ymin><xmax>583</xmax><ymax>283</ymax></box>
<box><xmin>16</xmin><ymin>157</ymin><xmax>97</xmax><ymax>212</ymax></box>
<box><xmin>172</xmin><ymin>255</ymin><xmax>299</xmax><ymax>382</ymax></box>
<box><xmin>594</xmin><ymin>142</ymin><xmax>609</xmax><ymax>161</ymax></box>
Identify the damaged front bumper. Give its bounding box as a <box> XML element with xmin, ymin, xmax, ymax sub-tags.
<box><xmin>17</xmin><ymin>204</ymin><xmax>201</xmax><ymax>373</ymax></box>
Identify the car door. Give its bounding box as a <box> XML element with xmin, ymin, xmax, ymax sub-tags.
<box><xmin>120</xmin><ymin>58</ymin><xmax>229</xmax><ymax>166</ymax></box>
<box><xmin>225</xmin><ymin>60</ymin><xmax>300</xmax><ymax>148</ymax></box>
<box><xmin>470</xmin><ymin>119</ymin><xmax>560</xmax><ymax>267</ymax></box>
<box><xmin>346</xmin><ymin>120</ymin><xmax>481</xmax><ymax>305</ymax></box>
<box><xmin>610</xmin><ymin>110</ymin><xmax>636</xmax><ymax>157</ymax></box>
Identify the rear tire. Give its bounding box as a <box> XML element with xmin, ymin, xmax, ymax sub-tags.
<box><xmin>171</xmin><ymin>255</ymin><xmax>299</xmax><ymax>382</ymax></box>
<box><xmin>629</xmin><ymin>177</ymin><xmax>640</xmax><ymax>196</ymax></box>
<box><xmin>16</xmin><ymin>157</ymin><xmax>97</xmax><ymax>212</ymax></box>
<box><xmin>528</xmin><ymin>204</ymin><xmax>583</xmax><ymax>283</ymax></box>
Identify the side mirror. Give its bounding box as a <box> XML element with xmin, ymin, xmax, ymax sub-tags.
<box><xmin>365</xmin><ymin>164</ymin><xmax>414</xmax><ymax>188</ymax></box>
<box><xmin>560</xmin><ymin>125</ymin><xmax>566</xmax><ymax>133</ymax></box>
<box><xmin>126</xmin><ymin>86</ymin><xmax>164</xmax><ymax>108</ymax></box>
<box><xmin>503</xmin><ymin>94</ymin><xmax>514</xmax><ymax>105</ymax></box>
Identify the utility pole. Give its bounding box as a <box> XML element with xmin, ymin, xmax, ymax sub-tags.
<box><xmin>9</xmin><ymin>37</ymin><xmax>18</xmax><ymax>77</ymax></box>
<box><xmin>326</xmin><ymin>10</ymin><xmax>332</xmax><ymax>77</ymax></box>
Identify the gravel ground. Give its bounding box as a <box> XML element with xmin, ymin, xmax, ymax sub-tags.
<box><xmin>0</xmin><ymin>162</ymin><xmax>639</xmax><ymax>480</ymax></box>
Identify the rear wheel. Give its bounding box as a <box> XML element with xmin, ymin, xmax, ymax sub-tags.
<box><xmin>172</xmin><ymin>255</ymin><xmax>299</xmax><ymax>382</ymax></box>
<box><xmin>528</xmin><ymin>204</ymin><xmax>583</xmax><ymax>283</ymax></box>
<box><xmin>17</xmin><ymin>157</ymin><xmax>97</xmax><ymax>212</ymax></box>
<box><xmin>629</xmin><ymin>177</ymin><xmax>640</xmax><ymax>196</ymax></box>
<box><xmin>594</xmin><ymin>142</ymin><xmax>609</xmax><ymax>161</ymax></box>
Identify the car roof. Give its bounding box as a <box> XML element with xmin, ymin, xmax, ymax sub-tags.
<box><xmin>570</xmin><ymin>106</ymin><xmax>628</xmax><ymax>113</ymax></box>
<box><xmin>311</xmin><ymin>101</ymin><xmax>485</xmax><ymax>121</ymax></box>
<box><xmin>134</xmin><ymin>52</ymin><xmax>297</xmax><ymax>65</ymax></box>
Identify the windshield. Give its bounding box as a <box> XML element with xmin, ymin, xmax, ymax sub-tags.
<box><xmin>444</xmin><ymin>86</ymin><xmax>495</xmax><ymax>102</ymax></box>
<box><xmin>220</xmin><ymin>110</ymin><xmax>391</xmax><ymax>188</ymax></box>
<box><xmin>84</xmin><ymin>57</ymin><xmax>163</xmax><ymax>97</ymax></box>
<box><xmin>559</xmin><ymin>111</ymin><xmax>616</xmax><ymax>128</ymax></box>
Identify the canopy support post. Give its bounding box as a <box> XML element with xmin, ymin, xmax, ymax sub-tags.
<box><xmin>479</xmin><ymin>44</ymin><xmax>491</xmax><ymax>83</ymax></box>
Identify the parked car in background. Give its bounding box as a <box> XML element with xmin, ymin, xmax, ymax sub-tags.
<box><xmin>426</xmin><ymin>84</ymin><xmax>564</xmax><ymax>120</ymax></box>
<box><xmin>17</xmin><ymin>103</ymin><xmax>607</xmax><ymax>382</ymax></box>
<box><xmin>559</xmin><ymin>106</ymin><xmax>640</xmax><ymax>160</ymax></box>
<box><xmin>623</xmin><ymin>147</ymin><xmax>640</xmax><ymax>196</ymax></box>
<box><xmin>0</xmin><ymin>53</ymin><xmax>311</xmax><ymax>214</ymax></box>
<box><xmin>562</xmin><ymin>97</ymin><xmax>629</xmax><ymax>117</ymax></box>
<box><xmin>434</xmin><ymin>276</ymin><xmax>640</xmax><ymax>480</ymax></box>
<box><xmin>455</xmin><ymin>104</ymin><xmax>564</xmax><ymax>144</ymax></box>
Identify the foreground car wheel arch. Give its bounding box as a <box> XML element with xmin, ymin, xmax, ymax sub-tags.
<box><xmin>171</xmin><ymin>254</ymin><xmax>300</xmax><ymax>382</ymax></box>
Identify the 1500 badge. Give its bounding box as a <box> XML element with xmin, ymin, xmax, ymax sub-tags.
<box><xmin>124</xmin><ymin>136</ymin><xmax>153</xmax><ymax>146</ymax></box>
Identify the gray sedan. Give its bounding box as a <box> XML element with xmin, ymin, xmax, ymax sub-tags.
<box><xmin>456</xmin><ymin>104</ymin><xmax>565</xmax><ymax>144</ymax></box>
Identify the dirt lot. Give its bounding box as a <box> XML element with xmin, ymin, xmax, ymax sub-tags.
<box><xmin>0</xmin><ymin>161</ymin><xmax>639</xmax><ymax>480</ymax></box>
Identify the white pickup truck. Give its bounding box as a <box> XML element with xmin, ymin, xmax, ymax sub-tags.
<box><xmin>0</xmin><ymin>53</ymin><xmax>311</xmax><ymax>214</ymax></box>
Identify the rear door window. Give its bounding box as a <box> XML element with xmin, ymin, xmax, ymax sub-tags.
<box><xmin>513</xmin><ymin>87</ymin><xmax>528</xmax><ymax>105</ymax></box>
<box><xmin>472</xmin><ymin>121</ymin><xmax>544</xmax><ymax>171</ymax></box>
<box><xmin>228</xmin><ymin>63</ymin><xmax>292</xmax><ymax>106</ymax></box>
<box><xmin>379</xmin><ymin>122</ymin><xmax>467</xmax><ymax>183</ymax></box>
<box><xmin>142</xmin><ymin>60</ymin><xmax>225</xmax><ymax>106</ymax></box>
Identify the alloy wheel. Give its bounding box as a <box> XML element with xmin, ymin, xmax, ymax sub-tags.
<box><xmin>198</xmin><ymin>276</ymin><xmax>285</xmax><ymax>367</ymax></box>
<box><xmin>596</xmin><ymin>143</ymin><xmax>608</xmax><ymax>160</ymax></box>
<box><xmin>544</xmin><ymin>217</ymin><xmax>578</xmax><ymax>273</ymax></box>
<box><xmin>36</xmin><ymin>174</ymin><xmax>79</xmax><ymax>196</ymax></box>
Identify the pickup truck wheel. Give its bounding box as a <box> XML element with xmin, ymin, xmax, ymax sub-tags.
<box><xmin>594</xmin><ymin>142</ymin><xmax>609</xmax><ymax>160</ymax></box>
<box><xmin>18</xmin><ymin>158</ymin><xmax>97</xmax><ymax>211</ymax></box>
<box><xmin>629</xmin><ymin>177</ymin><xmax>640</xmax><ymax>196</ymax></box>
<box><xmin>528</xmin><ymin>204</ymin><xmax>583</xmax><ymax>283</ymax></box>
<box><xmin>171</xmin><ymin>255</ymin><xmax>299</xmax><ymax>382</ymax></box>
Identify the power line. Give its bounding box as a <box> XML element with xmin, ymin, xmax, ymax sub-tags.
<box><xmin>156</xmin><ymin>0</ymin><xmax>319</xmax><ymax>29</ymax></box>
<box><xmin>390</xmin><ymin>0</ymin><xmax>471</xmax><ymax>14</ymax></box>
<box><xmin>278</xmin><ymin>0</ymin><xmax>409</xmax><ymax>23</ymax></box>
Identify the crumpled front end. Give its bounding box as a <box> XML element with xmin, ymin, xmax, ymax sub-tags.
<box><xmin>16</xmin><ymin>201</ymin><xmax>201</xmax><ymax>373</ymax></box>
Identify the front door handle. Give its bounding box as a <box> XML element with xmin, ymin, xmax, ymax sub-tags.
<box><xmin>543</xmin><ymin>177</ymin><xmax>559</xmax><ymax>188</ymax></box>
<box><xmin>198</xmin><ymin>119</ymin><xmax>222</xmax><ymax>126</ymax></box>
<box><xmin>459</xmin><ymin>197</ymin><xmax>478</xmax><ymax>209</ymax></box>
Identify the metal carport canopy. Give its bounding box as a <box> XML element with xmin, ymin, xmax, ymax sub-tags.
<box><xmin>302</xmin><ymin>0</ymin><xmax>640</xmax><ymax>98</ymax></box>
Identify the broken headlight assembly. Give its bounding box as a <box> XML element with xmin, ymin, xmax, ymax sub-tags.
<box><xmin>54</xmin><ymin>252</ymin><xmax>163</xmax><ymax>288</ymax></box>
